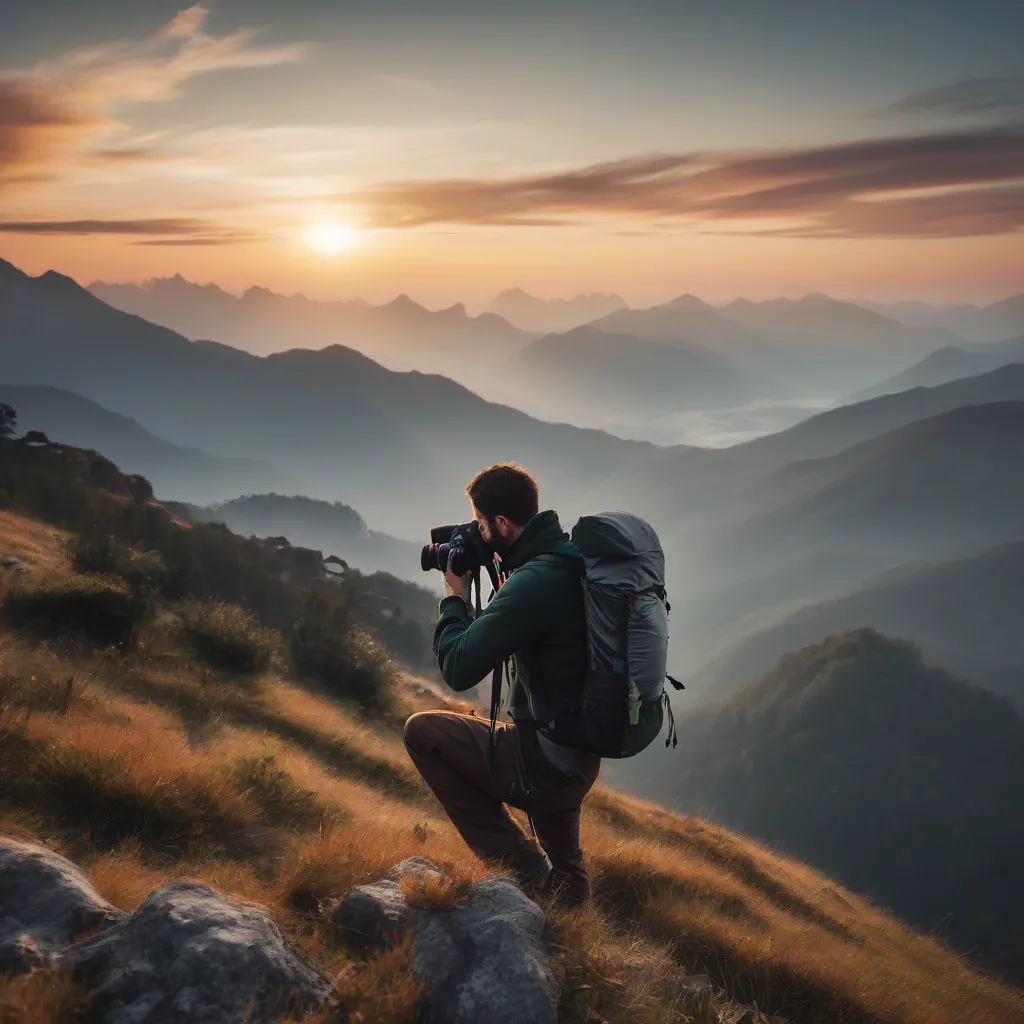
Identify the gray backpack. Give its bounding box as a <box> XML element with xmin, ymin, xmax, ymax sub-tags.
<box><xmin>542</xmin><ymin>511</ymin><xmax>683</xmax><ymax>758</ymax></box>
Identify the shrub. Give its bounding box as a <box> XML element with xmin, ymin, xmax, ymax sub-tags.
<box><xmin>290</xmin><ymin>588</ymin><xmax>397</xmax><ymax>712</ymax></box>
<box><xmin>66</xmin><ymin>532</ymin><xmax>166</xmax><ymax>596</ymax></box>
<box><xmin>180</xmin><ymin>600</ymin><xmax>278</xmax><ymax>674</ymax></box>
<box><xmin>2</xmin><ymin>575</ymin><xmax>142</xmax><ymax>647</ymax></box>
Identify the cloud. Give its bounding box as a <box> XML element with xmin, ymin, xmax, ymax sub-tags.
<box><xmin>347</xmin><ymin>126</ymin><xmax>1024</xmax><ymax>239</ymax></box>
<box><xmin>0</xmin><ymin>6</ymin><xmax>304</xmax><ymax>182</ymax></box>
<box><xmin>880</xmin><ymin>77</ymin><xmax>1024</xmax><ymax>119</ymax></box>
<box><xmin>0</xmin><ymin>218</ymin><xmax>256</xmax><ymax>243</ymax></box>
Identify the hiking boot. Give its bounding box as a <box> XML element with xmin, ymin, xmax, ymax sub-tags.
<box><xmin>504</xmin><ymin>840</ymin><xmax>552</xmax><ymax>897</ymax></box>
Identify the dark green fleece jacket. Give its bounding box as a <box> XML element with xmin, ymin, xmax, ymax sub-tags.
<box><xmin>433</xmin><ymin>509</ymin><xmax>586</xmax><ymax>726</ymax></box>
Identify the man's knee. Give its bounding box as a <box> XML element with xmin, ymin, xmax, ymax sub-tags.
<box><xmin>403</xmin><ymin>710</ymin><xmax>454</xmax><ymax>756</ymax></box>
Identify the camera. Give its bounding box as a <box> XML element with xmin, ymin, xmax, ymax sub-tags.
<box><xmin>421</xmin><ymin>521</ymin><xmax>492</xmax><ymax>577</ymax></box>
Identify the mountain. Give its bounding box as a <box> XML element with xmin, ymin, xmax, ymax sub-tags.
<box><xmin>1</xmin><ymin>258</ymin><xmax>651</xmax><ymax>539</ymax></box>
<box><xmin>484</xmin><ymin>288</ymin><xmax>628</xmax><ymax>333</ymax></box>
<box><xmin>0</xmin><ymin>385</ymin><xmax>293</xmax><ymax>504</ymax></box>
<box><xmin>849</xmin><ymin>335</ymin><xmax>1024</xmax><ymax>401</ymax></box>
<box><xmin>866</xmin><ymin>293</ymin><xmax>1024</xmax><ymax>343</ymax></box>
<box><xmin>674</xmin><ymin>402</ymin><xmax>1024</xmax><ymax>656</ymax></box>
<box><xmin>593</xmin><ymin>293</ymin><xmax>959</xmax><ymax>394</ymax></box>
<box><xmin>615</xmin><ymin>630</ymin><xmax>1024</xmax><ymax>983</ymax></box>
<box><xmin>504</xmin><ymin>325</ymin><xmax>765</xmax><ymax>427</ymax></box>
<box><xmin>179</xmin><ymin>493</ymin><xmax>430</xmax><ymax>587</ymax></box>
<box><xmin>689</xmin><ymin>542</ymin><xmax>1024</xmax><ymax>709</ymax></box>
<box><xmin>599</xmin><ymin>363</ymin><xmax>1024</xmax><ymax>533</ymax></box>
<box><xmin>89</xmin><ymin>275</ymin><xmax>536</xmax><ymax>386</ymax></box>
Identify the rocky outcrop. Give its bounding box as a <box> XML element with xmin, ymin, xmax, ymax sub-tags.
<box><xmin>4</xmin><ymin>838</ymin><xmax>557</xmax><ymax>1024</ymax></box>
<box><xmin>331</xmin><ymin>857</ymin><xmax>557</xmax><ymax>1024</ymax></box>
<box><xmin>0</xmin><ymin>837</ymin><xmax>332</xmax><ymax>1023</ymax></box>
<box><xmin>413</xmin><ymin>877</ymin><xmax>557</xmax><ymax>1024</ymax></box>
<box><xmin>0</xmin><ymin>835</ymin><xmax>123</xmax><ymax>973</ymax></box>
<box><xmin>61</xmin><ymin>880</ymin><xmax>333</xmax><ymax>1024</ymax></box>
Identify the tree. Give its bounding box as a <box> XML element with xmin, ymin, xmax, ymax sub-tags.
<box><xmin>0</xmin><ymin>404</ymin><xmax>15</xmax><ymax>438</ymax></box>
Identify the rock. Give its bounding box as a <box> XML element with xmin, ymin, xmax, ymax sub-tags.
<box><xmin>61</xmin><ymin>880</ymin><xmax>332</xmax><ymax>1024</ymax></box>
<box><xmin>413</xmin><ymin>877</ymin><xmax>558</xmax><ymax>1024</ymax></box>
<box><xmin>331</xmin><ymin>856</ymin><xmax>441</xmax><ymax>957</ymax></box>
<box><xmin>0</xmin><ymin>835</ymin><xmax>123</xmax><ymax>974</ymax></box>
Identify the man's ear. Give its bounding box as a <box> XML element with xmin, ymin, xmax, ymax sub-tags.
<box><xmin>494</xmin><ymin>514</ymin><xmax>510</xmax><ymax>536</ymax></box>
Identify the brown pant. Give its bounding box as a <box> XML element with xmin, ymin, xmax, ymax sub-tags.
<box><xmin>404</xmin><ymin>711</ymin><xmax>600</xmax><ymax>903</ymax></box>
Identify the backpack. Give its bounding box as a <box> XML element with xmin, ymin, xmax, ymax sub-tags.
<box><xmin>540</xmin><ymin>511</ymin><xmax>683</xmax><ymax>758</ymax></box>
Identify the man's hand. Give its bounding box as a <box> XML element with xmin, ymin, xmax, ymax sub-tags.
<box><xmin>444</xmin><ymin>553</ymin><xmax>473</xmax><ymax>604</ymax></box>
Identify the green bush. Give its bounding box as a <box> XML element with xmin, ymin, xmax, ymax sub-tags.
<box><xmin>66</xmin><ymin>531</ymin><xmax>166</xmax><ymax>596</ymax></box>
<box><xmin>290</xmin><ymin>588</ymin><xmax>397</xmax><ymax>712</ymax></box>
<box><xmin>181</xmin><ymin>599</ymin><xmax>278</xmax><ymax>674</ymax></box>
<box><xmin>3</xmin><ymin>575</ymin><xmax>143</xmax><ymax>647</ymax></box>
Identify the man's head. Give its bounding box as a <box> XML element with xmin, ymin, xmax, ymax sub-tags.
<box><xmin>466</xmin><ymin>463</ymin><xmax>538</xmax><ymax>554</ymax></box>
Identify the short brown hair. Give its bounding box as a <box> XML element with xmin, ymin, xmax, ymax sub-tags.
<box><xmin>466</xmin><ymin>463</ymin><xmax>539</xmax><ymax>526</ymax></box>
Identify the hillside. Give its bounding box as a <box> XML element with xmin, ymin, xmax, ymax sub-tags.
<box><xmin>600</xmin><ymin>363</ymin><xmax>1024</xmax><ymax>535</ymax></box>
<box><xmin>849</xmin><ymin>335</ymin><xmax>1024</xmax><ymax>401</ymax></box>
<box><xmin>0</xmin><ymin>434</ymin><xmax>436</xmax><ymax>672</ymax></box>
<box><xmin>0</xmin><ymin>385</ymin><xmax>294</xmax><ymax>505</ymax></box>
<box><xmin>2</xmin><ymin>464</ymin><xmax>1022</xmax><ymax>1023</ymax></box>
<box><xmin>507</xmin><ymin>325</ymin><xmax>764</xmax><ymax>425</ymax></box>
<box><xmin>666</xmin><ymin>402</ymin><xmax>1024</xmax><ymax>663</ymax></box>
<box><xmin>613</xmin><ymin>630</ymin><xmax>1024</xmax><ymax>984</ymax></box>
<box><xmin>688</xmin><ymin>542</ymin><xmax>1024</xmax><ymax>709</ymax></box>
<box><xmin>180</xmin><ymin>493</ymin><xmax>430</xmax><ymax>588</ymax></box>
<box><xmin>0</xmin><ymin>258</ymin><xmax>651</xmax><ymax>539</ymax></box>
<box><xmin>89</xmin><ymin>275</ymin><xmax>535</xmax><ymax>382</ymax></box>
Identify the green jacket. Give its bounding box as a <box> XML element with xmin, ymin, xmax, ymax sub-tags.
<box><xmin>433</xmin><ymin>510</ymin><xmax>587</xmax><ymax>726</ymax></box>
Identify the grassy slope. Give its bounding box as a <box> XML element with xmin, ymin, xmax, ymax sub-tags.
<box><xmin>1</xmin><ymin>511</ymin><xmax>1022</xmax><ymax>1024</ymax></box>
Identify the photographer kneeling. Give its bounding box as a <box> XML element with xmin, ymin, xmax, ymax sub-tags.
<box><xmin>403</xmin><ymin>463</ymin><xmax>600</xmax><ymax>906</ymax></box>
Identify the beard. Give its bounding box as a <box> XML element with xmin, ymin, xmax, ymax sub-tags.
<box><xmin>481</xmin><ymin>517</ymin><xmax>510</xmax><ymax>555</ymax></box>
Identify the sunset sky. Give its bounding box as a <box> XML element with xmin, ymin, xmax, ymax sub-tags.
<box><xmin>1</xmin><ymin>1</ymin><xmax>1022</xmax><ymax>306</ymax></box>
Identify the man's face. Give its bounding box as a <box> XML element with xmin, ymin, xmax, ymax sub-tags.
<box><xmin>471</xmin><ymin>502</ymin><xmax>511</xmax><ymax>554</ymax></box>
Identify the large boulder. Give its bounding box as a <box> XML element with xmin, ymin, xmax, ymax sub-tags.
<box><xmin>0</xmin><ymin>835</ymin><xmax>123</xmax><ymax>973</ymax></box>
<box><xmin>61</xmin><ymin>880</ymin><xmax>333</xmax><ymax>1024</ymax></box>
<box><xmin>413</xmin><ymin>877</ymin><xmax>557</xmax><ymax>1024</ymax></box>
<box><xmin>330</xmin><ymin>857</ymin><xmax>440</xmax><ymax>956</ymax></box>
<box><xmin>330</xmin><ymin>858</ymin><xmax>557</xmax><ymax>1024</ymax></box>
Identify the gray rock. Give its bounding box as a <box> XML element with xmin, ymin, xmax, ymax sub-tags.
<box><xmin>0</xmin><ymin>835</ymin><xmax>123</xmax><ymax>974</ymax></box>
<box><xmin>331</xmin><ymin>856</ymin><xmax>441</xmax><ymax>956</ymax></box>
<box><xmin>413</xmin><ymin>877</ymin><xmax>557</xmax><ymax>1024</ymax></box>
<box><xmin>61</xmin><ymin>880</ymin><xmax>332</xmax><ymax>1024</ymax></box>
<box><xmin>387</xmin><ymin>856</ymin><xmax>442</xmax><ymax>883</ymax></box>
<box><xmin>332</xmin><ymin>878</ymin><xmax>410</xmax><ymax>957</ymax></box>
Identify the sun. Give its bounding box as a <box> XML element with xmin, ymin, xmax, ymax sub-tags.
<box><xmin>303</xmin><ymin>222</ymin><xmax>358</xmax><ymax>255</ymax></box>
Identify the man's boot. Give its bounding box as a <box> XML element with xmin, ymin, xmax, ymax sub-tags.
<box><xmin>503</xmin><ymin>838</ymin><xmax>552</xmax><ymax>898</ymax></box>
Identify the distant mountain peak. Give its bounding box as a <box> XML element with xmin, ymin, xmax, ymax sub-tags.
<box><xmin>386</xmin><ymin>293</ymin><xmax>425</xmax><ymax>313</ymax></box>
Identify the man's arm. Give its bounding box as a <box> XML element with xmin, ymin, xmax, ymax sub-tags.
<box><xmin>433</xmin><ymin>568</ymin><xmax>550</xmax><ymax>691</ymax></box>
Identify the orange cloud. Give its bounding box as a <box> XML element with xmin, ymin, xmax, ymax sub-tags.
<box><xmin>349</xmin><ymin>127</ymin><xmax>1024</xmax><ymax>239</ymax></box>
<box><xmin>0</xmin><ymin>6</ymin><xmax>304</xmax><ymax>186</ymax></box>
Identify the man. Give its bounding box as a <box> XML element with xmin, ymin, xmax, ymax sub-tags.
<box><xmin>403</xmin><ymin>463</ymin><xmax>600</xmax><ymax>905</ymax></box>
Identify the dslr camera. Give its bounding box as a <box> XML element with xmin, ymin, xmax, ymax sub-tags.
<box><xmin>421</xmin><ymin>521</ymin><xmax>492</xmax><ymax>577</ymax></box>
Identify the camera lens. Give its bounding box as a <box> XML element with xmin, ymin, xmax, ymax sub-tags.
<box><xmin>420</xmin><ymin>542</ymin><xmax>452</xmax><ymax>572</ymax></box>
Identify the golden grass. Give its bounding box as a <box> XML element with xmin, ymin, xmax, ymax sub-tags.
<box><xmin>0</xmin><ymin>969</ymin><xmax>79</xmax><ymax>1024</ymax></box>
<box><xmin>2</xmin><ymin>516</ymin><xmax>1023</xmax><ymax>1024</ymax></box>
<box><xmin>0</xmin><ymin>510</ymin><xmax>71</xmax><ymax>585</ymax></box>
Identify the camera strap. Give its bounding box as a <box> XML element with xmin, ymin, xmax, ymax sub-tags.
<box><xmin>488</xmin><ymin>660</ymin><xmax>503</xmax><ymax>762</ymax></box>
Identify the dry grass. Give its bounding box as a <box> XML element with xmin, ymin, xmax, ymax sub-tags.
<box><xmin>307</xmin><ymin>939</ymin><xmax>423</xmax><ymax>1024</ymax></box>
<box><xmin>0</xmin><ymin>969</ymin><xmax>79</xmax><ymax>1024</ymax></box>
<box><xmin>2</xmin><ymin>516</ymin><xmax>1024</xmax><ymax>1024</ymax></box>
